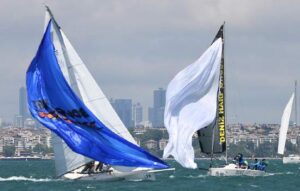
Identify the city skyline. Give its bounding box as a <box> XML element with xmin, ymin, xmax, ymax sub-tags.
<box><xmin>8</xmin><ymin>86</ymin><xmax>165</xmax><ymax>127</ymax></box>
<box><xmin>0</xmin><ymin>1</ymin><xmax>300</xmax><ymax>124</ymax></box>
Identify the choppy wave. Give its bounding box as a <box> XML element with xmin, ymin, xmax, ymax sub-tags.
<box><xmin>250</xmin><ymin>184</ymin><xmax>259</xmax><ymax>188</ymax></box>
<box><xmin>184</xmin><ymin>174</ymin><xmax>207</xmax><ymax>179</ymax></box>
<box><xmin>285</xmin><ymin>171</ymin><xmax>294</xmax><ymax>175</ymax></box>
<box><xmin>0</xmin><ymin>176</ymin><xmax>57</xmax><ymax>182</ymax></box>
<box><xmin>268</xmin><ymin>170</ymin><xmax>296</xmax><ymax>176</ymax></box>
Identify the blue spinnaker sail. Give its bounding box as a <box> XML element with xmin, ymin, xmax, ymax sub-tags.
<box><xmin>26</xmin><ymin>21</ymin><xmax>168</xmax><ymax>169</ymax></box>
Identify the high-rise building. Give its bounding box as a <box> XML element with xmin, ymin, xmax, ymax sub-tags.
<box><xmin>154</xmin><ymin>88</ymin><xmax>166</xmax><ymax>109</ymax></box>
<box><xmin>148</xmin><ymin>107</ymin><xmax>154</xmax><ymax>125</ymax></box>
<box><xmin>111</xmin><ymin>99</ymin><xmax>134</xmax><ymax>128</ymax></box>
<box><xmin>149</xmin><ymin>88</ymin><xmax>166</xmax><ymax>127</ymax></box>
<box><xmin>19</xmin><ymin>87</ymin><xmax>29</xmax><ymax>127</ymax></box>
<box><xmin>133</xmin><ymin>102</ymin><xmax>143</xmax><ymax>127</ymax></box>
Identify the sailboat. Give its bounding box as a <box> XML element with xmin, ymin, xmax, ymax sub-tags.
<box><xmin>26</xmin><ymin>6</ymin><xmax>173</xmax><ymax>181</ymax></box>
<box><xmin>278</xmin><ymin>81</ymin><xmax>300</xmax><ymax>164</ymax></box>
<box><xmin>163</xmin><ymin>24</ymin><xmax>266</xmax><ymax>176</ymax></box>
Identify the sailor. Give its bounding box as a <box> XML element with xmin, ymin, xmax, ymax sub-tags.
<box><xmin>95</xmin><ymin>161</ymin><xmax>104</xmax><ymax>172</ymax></box>
<box><xmin>249</xmin><ymin>158</ymin><xmax>259</xmax><ymax>170</ymax></box>
<box><xmin>237</xmin><ymin>153</ymin><xmax>244</xmax><ymax>167</ymax></box>
<box><xmin>81</xmin><ymin>161</ymin><xmax>95</xmax><ymax>174</ymax></box>
<box><xmin>104</xmin><ymin>164</ymin><xmax>113</xmax><ymax>175</ymax></box>
<box><xmin>242</xmin><ymin>160</ymin><xmax>248</xmax><ymax>169</ymax></box>
<box><xmin>258</xmin><ymin>159</ymin><xmax>267</xmax><ymax>171</ymax></box>
<box><xmin>233</xmin><ymin>154</ymin><xmax>240</xmax><ymax>164</ymax></box>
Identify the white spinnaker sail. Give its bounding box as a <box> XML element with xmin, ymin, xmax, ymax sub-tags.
<box><xmin>60</xmin><ymin>30</ymin><xmax>137</xmax><ymax>145</ymax></box>
<box><xmin>163</xmin><ymin>38</ymin><xmax>223</xmax><ymax>169</ymax></box>
<box><xmin>278</xmin><ymin>93</ymin><xmax>294</xmax><ymax>155</ymax></box>
<box><xmin>45</xmin><ymin>9</ymin><xmax>92</xmax><ymax>177</ymax></box>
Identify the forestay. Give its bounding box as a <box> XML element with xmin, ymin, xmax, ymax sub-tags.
<box><xmin>163</xmin><ymin>38</ymin><xmax>223</xmax><ymax>168</ymax></box>
<box><xmin>278</xmin><ymin>93</ymin><xmax>294</xmax><ymax>155</ymax></box>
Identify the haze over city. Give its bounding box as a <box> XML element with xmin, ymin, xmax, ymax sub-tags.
<box><xmin>0</xmin><ymin>0</ymin><xmax>300</xmax><ymax>124</ymax></box>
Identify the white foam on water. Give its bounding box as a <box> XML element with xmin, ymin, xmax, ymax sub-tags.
<box><xmin>126</xmin><ymin>179</ymin><xmax>143</xmax><ymax>182</ymax></box>
<box><xmin>185</xmin><ymin>174</ymin><xmax>207</xmax><ymax>179</ymax></box>
<box><xmin>197</xmin><ymin>174</ymin><xmax>207</xmax><ymax>178</ymax></box>
<box><xmin>169</xmin><ymin>175</ymin><xmax>175</xmax><ymax>179</ymax></box>
<box><xmin>0</xmin><ymin>176</ymin><xmax>57</xmax><ymax>182</ymax></box>
<box><xmin>266</xmin><ymin>172</ymin><xmax>284</xmax><ymax>176</ymax></box>
<box><xmin>286</xmin><ymin>171</ymin><xmax>294</xmax><ymax>175</ymax></box>
<box><xmin>250</xmin><ymin>184</ymin><xmax>259</xmax><ymax>188</ymax></box>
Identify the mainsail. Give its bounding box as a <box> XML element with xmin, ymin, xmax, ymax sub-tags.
<box><xmin>278</xmin><ymin>93</ymin><xmax>294</xmax><ymax>155</ymax></box>
<box><xmin>163</xmin><ymin>37</ymin><xmax>223</xmax><ymax>168</ymax></box>
<box><xmin>197</xmin><ymin>25</ymin><xmax>226</xmax><ymax>154</ymax></box>
<box><xmin>26</xmin><ymin>12</ymin><xmax>169</xmax><ymax>176</ymax></box>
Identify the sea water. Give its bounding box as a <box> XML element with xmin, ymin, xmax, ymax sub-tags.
<box><xmin>0</xmin><ymin>159</ymin><xmax>299</xmax><ymax>191</ymax></box>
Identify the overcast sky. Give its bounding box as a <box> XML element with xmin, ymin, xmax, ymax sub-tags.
<box><xmin>0</xmin><ymin>0</ymin><xmax>299</xmax><ymax>124</ymax></box>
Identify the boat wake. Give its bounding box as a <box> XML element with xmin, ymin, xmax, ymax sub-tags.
<box><xmin>0</xmin><ymin>176</ymin><xmax>58</xmax><ymax>182</ymax></box>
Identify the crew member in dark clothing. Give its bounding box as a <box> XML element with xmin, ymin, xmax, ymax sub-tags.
<box><xmin>95</xmin><ymin>161</ymin><xmax>104</xmax><ymax>172</ymax></box>
<box><xmin>249</xmin><ymin>158</ymin><xmax>259</xmax><ymax>170</ymax></box>
<box><xmin>81</xmin><ymin>161</ymin><xmax>95</xmax><ymax>174</ymax></box>
<box><xmin>259</xmin><ymin>159</ymin><xmax>268</xmax><ymax>171</ymax></box>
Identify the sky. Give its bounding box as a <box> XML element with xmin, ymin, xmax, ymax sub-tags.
<box><xmin>0</xmin><ymin>0</ymin><xmax>299</xmax><ymax>124</ymax></box>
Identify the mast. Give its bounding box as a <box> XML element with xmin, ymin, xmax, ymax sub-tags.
<box><xmin>223</xmin><ymin>22</ymin><xmax>228</xmax><ymax>164</ymax></box>
<box><xmin>295</xmin><ymin>80</ymin><xmax>297</xmax><ymax>127</ymax></box>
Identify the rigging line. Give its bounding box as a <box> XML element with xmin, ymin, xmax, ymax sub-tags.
<box><xmin>294</xmin><ymin>80</ymin><xmax>297</xmax><ymax>127</ymax></box>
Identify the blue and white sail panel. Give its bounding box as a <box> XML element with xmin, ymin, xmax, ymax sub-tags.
<box><xmin>26</xmin><ymin>21</ymin><xmax>168</xmax><ymax>170</ymax></box>
<box><xmin>163</xmin><ymin>38</ymin><xmax>223</xmax><ymax>169</ymax></box>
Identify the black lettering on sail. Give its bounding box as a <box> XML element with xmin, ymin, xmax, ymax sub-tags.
<box><xmin>79</xmin><ymin>108</ymin><xmax>89</xmax><ymax>118</ymax></box>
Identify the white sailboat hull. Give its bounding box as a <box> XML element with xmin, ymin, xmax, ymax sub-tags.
<box><xmin>283</xmin><ymin>155</ymin><xmax>300</xmax><ymax>164</ymax></box>
<box><xmin>63</xmin><ymin>167</ymin><xmax>175</xmax><ymax>181</ymax></box>
<box><xmin>63</xmin><ymin>170</ymin><xmax>155</xmax><ymax>181</ymax></box>
<box><xmin>208</xmin><ymin>164</ymin><xmax>266</xmax><ymax>176</ymax></box>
